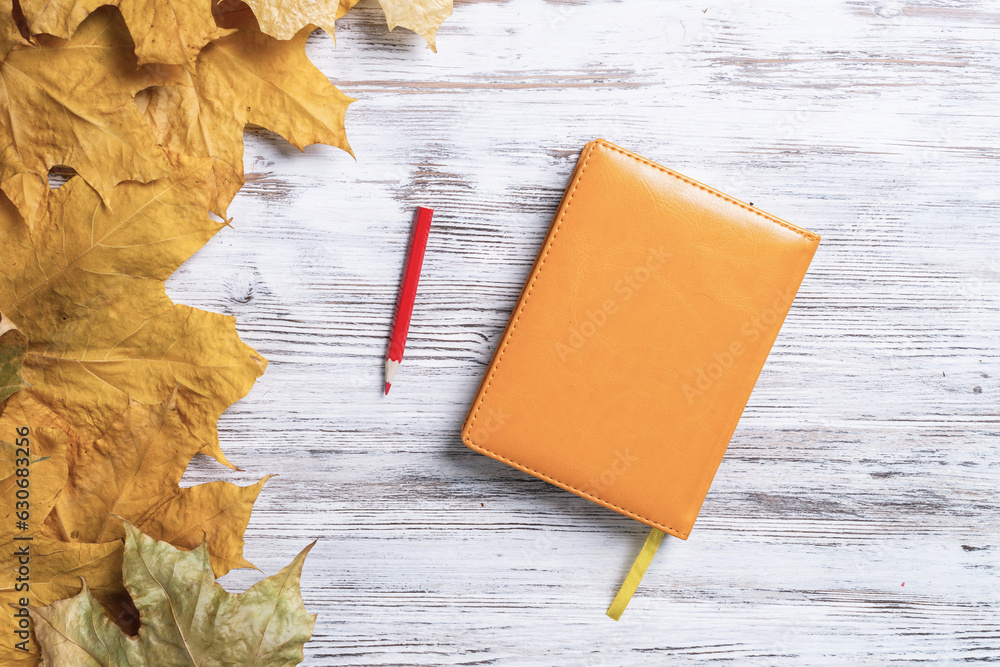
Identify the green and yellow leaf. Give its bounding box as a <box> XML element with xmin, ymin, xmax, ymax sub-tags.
<box><xmin>31</xmin><ymin>520</ymin><xmax>317</xmax><ymax>666</ymax></box>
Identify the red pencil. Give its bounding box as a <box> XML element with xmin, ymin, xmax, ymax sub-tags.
<box><xmin>385</xmin><ymin>207</ymin><xmax>433</xmax><ymax>395</ymax></box>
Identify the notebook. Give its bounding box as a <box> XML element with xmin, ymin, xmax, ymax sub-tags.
<box><xmin>461</xmin><ymin>138</ymin><xmax>820</xmax><ymax>616</ymax></box>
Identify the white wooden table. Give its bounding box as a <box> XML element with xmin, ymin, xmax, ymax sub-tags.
<box><xmin>169</xmin><ymin>0</ymin><xmax>1000</xmax><ymax>663</ymax></box>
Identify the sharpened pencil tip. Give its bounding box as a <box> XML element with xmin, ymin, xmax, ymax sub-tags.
<box><xmin>385</xmin><ymin>382</ymin><xmax>391</xmax><ymax>395</ymax></box>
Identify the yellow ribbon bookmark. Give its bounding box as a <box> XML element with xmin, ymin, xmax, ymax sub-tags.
<box><xmin>606</xmin><ymin>527</ymin><xmax>665</xmax><ymax>621</ymax></box>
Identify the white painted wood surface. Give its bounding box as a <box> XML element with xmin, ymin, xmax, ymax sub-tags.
<box><xmin>167</xmin><ymin>0</ymin><xmax>1000</xmax><ymax>663</ymax></box>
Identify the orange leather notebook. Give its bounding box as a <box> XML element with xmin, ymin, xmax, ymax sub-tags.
<box><xmin>461</xmin><ymin>139</ymin><xmax>820</xmax><ymax>544</ymax></box>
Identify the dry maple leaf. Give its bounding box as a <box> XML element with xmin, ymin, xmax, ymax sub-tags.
<box><xmin>0</xmin><ymin>160</ymin><xmax>266</xmax><ymax>470</ymax></box>
<box><xmin>241</xmin><ymin>0</ymin><xmax>355</xmax><ymax>43</ymax></box>
<box><xmin>1</xmin><ymin>388</ymin><xmax>274</xmax><ymax>663</ymax></box>
<box><xmin>0</xmin><ymin>312</ymin><xmax>29</xmax><ymax>404</ymax></box>
<box><xmin>136</xmin><ymin>0</ymin><xmax>355</xmax><ymax>218</ymax></box>
<box><xmin>0</xmin><ymin>8</ymin><xmax>179</xmax><ymax>219</ymax></box>
<box><xmin>0</xmin><ymin>391</ymin><xmax>71</xmax><ymax>532</ymax></box>
<box><xmin>379</xmin><ymin>0</ymin><xmax>452</xmax><ymax>51</ymax></box>
<box><xmin>31</xmin><ymin>520</ymin><xmax>317</xmax><ymax>666</ymax></box>
<box><xmin>43</xmin><ymin>386</ymin><xmax>272</xmax><ymax>577</ymax></box>
<box><xmin>0</xmin><ymin>391</ymin><xmax>124</xmax><ymax>664</ymax></box>
<box><xmin>243</xmin><ymin>0</ymin><xmax>452</xmax><ymax>51</ymax></box>
<box><xmin>19</xmin><ymin>0</ymin><xmax>234</xmax><ymax>68</ymax></box>
<box><xmin>0</xmin><ymin>143</ymin><xmax>48</xmax><ymax>234</ymax></box>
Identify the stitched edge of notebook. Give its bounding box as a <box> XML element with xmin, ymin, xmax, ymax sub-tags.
<box><xmin>465</xmin><ymin>439</ymin><xmax>689</xmax><ymax>540</ymax></box>
<box><xmin>597</xmin><ymin>140</ymin><xmax>821</xmax><ymax>243</ymax></box>
<box><xmin>463</xmin><ymin>139</ymin><xmax>690</xmax><ymax>540</ymax></box>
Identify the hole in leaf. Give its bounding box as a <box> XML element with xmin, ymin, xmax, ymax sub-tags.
<box><xmin>47</xmin><ymin>165</ymin><xmax>77</xmax><ymax>189</ymax></box>
<box><xmin>213</xmin><ymin>0</ymin><xmax>256</xmax><ymax>30</ymax></box>
<box><xmin>10</xmin><ymin>0</ymin><xmax>29</xmax><ymax>42</ymax></box>
<box><xmin>134</xmin><ymin>86</ymin><xmax>152</xmax><ymax>115</ymax></box>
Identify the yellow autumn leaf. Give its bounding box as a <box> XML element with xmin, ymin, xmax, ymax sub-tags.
<box><xmin>0</xmin><ymin>143</ymin><xmax>47</xmax><ymax>233</ymax></box>
<box><xmin>137</xmin><ymin>1</ymin><xmax>354</xmax><ymax>218</ymax></box>
<box><xmin>0</xmin><ymin>391</ymin><xmax>69</xmax><ymax>517</ymax></box>
<box><xmin>0</xmin><ymin>391</ymin><xmax>123</xmax><ymax>664</ymax></box>
<box><xmin>43</xmin><ymin>387</ymin><xmax>271</xmax><ymax>576</ymax></box>
<box><xmin>243</xmin><ymin>0</ymin><xmax>452</xmax><ymax>51</ymax></box>
<box><xmin>379</xmin><ymin>0</ymin><xmax>452</xmax><ymax>51</ymax></box>
<box><xmin>19</xmin><ymin>0</ymin><xmax>234</xmax><ymax>68</ymax></box>
<box><xmin>0</xmin><ymin>8</ymin><xmax>178</xmax><ymax>217</ymax></box>
<box><xmin>0</xmin><ymin>161</ymin><xmax>266</xmax><ymax>470</ymax></box>
<box><xmin>240</xmin><ymin>0</ymin><xmax>355</xmax><ymax>43</ymax></box>
<box><xmin>0</xmin><ymin>312</ymin><xmax>29</xmax><ymax>404</ymax></box>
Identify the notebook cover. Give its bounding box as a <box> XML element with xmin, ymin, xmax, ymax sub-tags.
<box><xmin>461</xmin><ymin>139</ymin><xmax>820</xmax><ymax>540</ymax></box>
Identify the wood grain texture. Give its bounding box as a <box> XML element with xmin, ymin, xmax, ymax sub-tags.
<box><xmin>165</xmin><ymin>0</ymin><xmax>1000</xmax><ymax>663</ymax></box>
